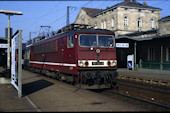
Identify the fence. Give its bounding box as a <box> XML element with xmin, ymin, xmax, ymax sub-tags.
<box><xmin>141</xmin><ymin>62</ymin><xmax>170</xmax><ymax>70</ymax></box>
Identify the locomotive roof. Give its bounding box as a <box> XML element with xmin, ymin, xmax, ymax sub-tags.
<box><xmin>73</xmin><ymin>28</ymin><xmax>115</xmax><ymax>34</ymax></box>
<box><xmin>32</xmin><ymin>28</ymin><xmax>115</xmax><ymax>46</ymax></box>
<box><xmin>57</xmin><ymin>24</ymin><xmax>114</xmax><ymax>34</ymax></box>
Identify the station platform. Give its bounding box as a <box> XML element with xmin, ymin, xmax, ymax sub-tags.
<box><xmin>0</xmin><ymin>67</ymin><xmax>150</xmax><ymax>112</ymax></box>
<box><xmin>118</xmin><ymin>68</ymin><xmax>170</xmax><ymax>87</ymax></box>
<box><xmin>1</xmin><ymin>66</ymin><xmax>170</xmax><ymax>111</ymax></box>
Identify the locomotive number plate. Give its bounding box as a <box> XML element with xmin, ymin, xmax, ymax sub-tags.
<box><xmin>92</xmin><ymin>62</ymin><xmax>104</xmax><ymax>65</ymax></box>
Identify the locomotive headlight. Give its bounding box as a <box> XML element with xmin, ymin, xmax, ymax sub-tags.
<box><xmin>112</xmin><ymin>60</ymin><xmax>117</xmax><ymax>66</ymax></box>
<box><xmin>78</xmin><ymin>61</ymin><xmax>84</xmax><ymax>67</ymax></box>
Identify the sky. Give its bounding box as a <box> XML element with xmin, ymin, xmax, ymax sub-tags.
<box><xmin>0</xmin><ymin>0</ymin><xmax>170</xmax><ymax>43</ymax></box>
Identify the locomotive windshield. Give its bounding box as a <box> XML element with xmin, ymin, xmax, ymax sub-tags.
<box><xmin>79</xmin><ymin>35</ymin><xmax>114</xmax><ymax>48</ymax></box>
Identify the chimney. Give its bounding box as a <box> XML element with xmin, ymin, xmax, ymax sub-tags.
<box><xmin>132</xmin><ymin>0</ymin><xmax>136</xmax><ymax>3</ymax></box>
<box><xmin>143</xmin><ymin>2</ymin><xmax>147</xmax><ymax>6</ymax></box>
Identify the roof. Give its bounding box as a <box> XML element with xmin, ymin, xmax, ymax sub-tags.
<box><xmin>119</xmin><ymin>30</ymin><xmax>157</xmax><ymax>37</ymax></box>
<box><xmin>111</xmin><ymin>1</ymin><xmax>161</xmax><ymax>10</ymax></box>
<box><xmin>116</xmin><ymin>35</ymin><xmax>153</xmax><ymax>41</ymax></box>
<box><xmin>117</xmin><ymin>32</ymin><xmax>170</xmax><ymax>42</ymax></box>
<box><xmin>82</xmin><ymin>0</ymin><xmax>161</xmax><ymax>17</ymax></box>
<box><xmin>159</xmin><ymin>16</ymin><xmax>170</xmax><ymax>22</ymax></box>
<box><xmin>0</xmin><ymin>37</ymin><xmax>7</xmax><ymax>44</ymax></box>
<box><xmin>82</xmin><ymin>7</ymin><xmax>102</xmax><ymax>17</ymax></box>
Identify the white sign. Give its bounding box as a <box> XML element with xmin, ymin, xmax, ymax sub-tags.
<box><xmin>0</xmin><ymin>44</ymin><xmax>8</xmax><ymax>48</ymax></box>
<box><xmin>11</xmin><ymin>33</ymin><xmax>19</xmax><ymax>90</ymax></box>
<box><xmin>116</xmin><ymin>43</ymin><xmax>129</xmax><ymax>48</ymax></box>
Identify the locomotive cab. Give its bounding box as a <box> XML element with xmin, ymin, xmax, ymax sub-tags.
<box><xmin>75</xmin><ymin>30</ymin><xmax>118</xmax><ymax>89</ymax></box>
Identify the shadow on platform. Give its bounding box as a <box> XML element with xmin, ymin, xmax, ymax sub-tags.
<box><xmin>22</xmin><ymin>79</ymin><xmax>54</xmax><ymax>96</ymax></box>
<box><xmin>0</xmin><ymin>69</ymin><xmax>11</xmax><ymax>78</ymax></box>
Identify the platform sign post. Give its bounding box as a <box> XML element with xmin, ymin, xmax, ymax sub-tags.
<box><xmin>11</xmin><ymin>30</ymin><xmax>22</xmax><ymax>98</ymax></box>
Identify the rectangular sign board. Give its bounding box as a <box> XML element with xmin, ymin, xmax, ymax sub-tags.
<box><xmin>11</xmin><ymin>33</ymin><xmax>19</xmax><ymax>90</ymax></box>
<box><xmin>11</xmin><ymin>30</ymin><xmax>22</xmax><ymax>97</ymax></box>
<box><xmin>116</xmin><ymin>43</ymin><xmax>129</xmax><ymax>48</ymax></box>
<box><xmin>0</xmin><ymin>44</ymin><xmax>8</xmax><ymax>48</ymax></box>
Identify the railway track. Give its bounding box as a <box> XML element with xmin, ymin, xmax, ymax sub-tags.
<box><xmin>94</xmin><ymin>80</ymin><xmax>170</xmax><ymax>111</ymax></box>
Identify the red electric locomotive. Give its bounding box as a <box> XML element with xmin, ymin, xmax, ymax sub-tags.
<box><xmin>28</xmin><ymin>24</ymin><xmax>118</xmax><ymax>89</ymax></box>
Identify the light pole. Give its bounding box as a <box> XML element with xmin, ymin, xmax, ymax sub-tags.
<box><xmin>0</xmin><ymin>10</ymin><xmax>22</xmax><ymax>69</ymax></box>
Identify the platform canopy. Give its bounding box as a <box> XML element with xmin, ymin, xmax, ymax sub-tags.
<box><xmin>0</xmin><ymin>10</ymin><xmax>22</xmax><ymax>15</ymax></box>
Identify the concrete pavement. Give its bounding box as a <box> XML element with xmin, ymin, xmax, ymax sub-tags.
<box><xmin>0</xmin><ymin>67</ymin><xmax>149</xmax><ymax>112</ymax></box>
<box><xmin>2</xmin><ymin>66</ymin><xmax>170</xmax><ymax>111</ymax></box>
<box><xmin>21</xmin><ymin>70</ymin><xmax>148</xmax><ymax>112</ymax></box>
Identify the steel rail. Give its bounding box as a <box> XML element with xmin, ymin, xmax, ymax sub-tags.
<box><xmin>118</xmin><ymin>80</ymin><xmax>170</xmax><ymax>94</ymax></box>
<box><xmin>106</xmin><ymin>90</ymin><xmax>170</xmax><ymax>110</ymax></box>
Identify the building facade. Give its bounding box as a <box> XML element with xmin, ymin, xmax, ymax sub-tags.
<box><xmin>74</xmin><ymin>0</ymin><xmax>162</xmax><ymax>37</ymax></box>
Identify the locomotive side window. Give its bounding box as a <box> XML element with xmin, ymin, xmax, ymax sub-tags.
<box><xmin>67</xmin><ymin>35</ymin><xmax>74</xmax><ymax>48</ymax></box>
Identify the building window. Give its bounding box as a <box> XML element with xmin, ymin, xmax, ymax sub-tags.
<box><xmin>94</xmin><ymin>23</ymin><xmax>97</xmax><ymax>29</ymax></box>
<box><xmin>67</xmin><ymin>35</ymin><xmax>74</xmax><ymax>48</ymax></box>
<box><xmin>148</xmin><ymin>48</ymin><xmax>156</xmax><ymax>61</ymax></box>
<box><xmin>103</xmin><ymin>20</ymin><xmax>107</xmax><ymax>29</ymax></box>
<box><xmin>82</xmin><ymin>18</ymin><xmax>85</xmax><ymax>24</ymax></box>
<box><xmin>124</xmin><ymin>16</ymin><xmax>128</xmax><ymax>27</ymax></box>
<box><xmin>101</xmin><ymin>21</ymin><xmax>103</xmax><ymax>29</ymax></box>
<box><xmin>138</xmin><ymin>18</ymin><xmax>142</xmax><ymax>28</ymax></box>
<box><xmin>112</xmin><ymin>17</ymin><xmax>114</xmax><ymax>27</ymax></box>
<box><xmin>151</xmin><ymin>19</ymin><xmax>155</xmax><ymax>29</ymax></box>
